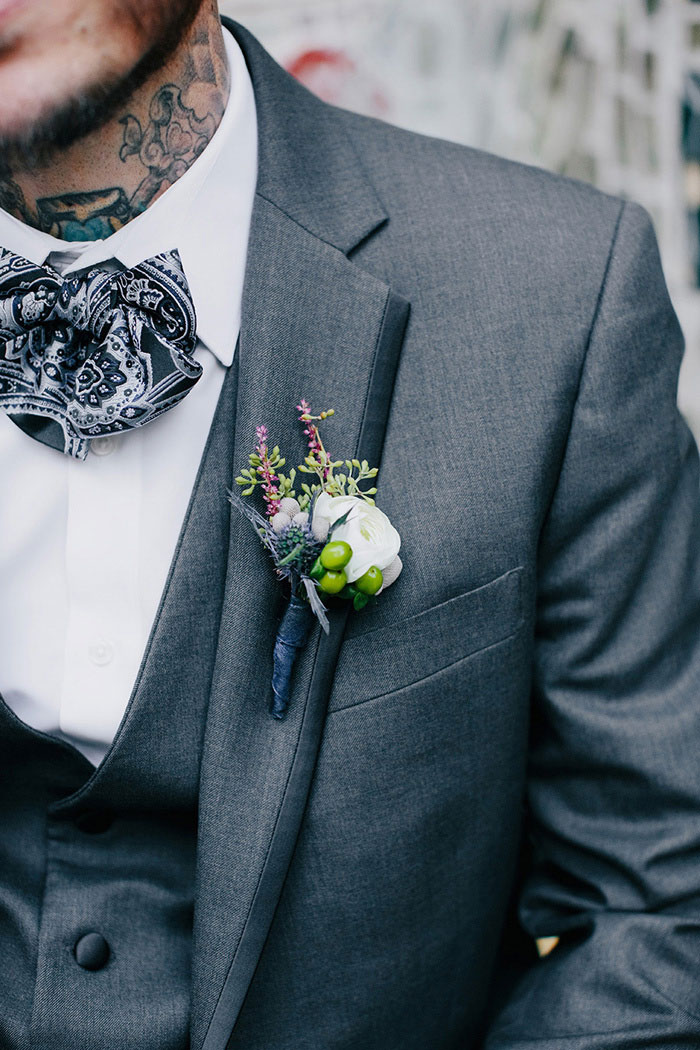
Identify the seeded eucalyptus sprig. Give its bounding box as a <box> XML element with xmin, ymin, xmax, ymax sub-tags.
<box><xmin>235</xmin><ymin>405</ymin><xmax>380</xmax><ymax>512</ymax></box>
<box><xmin>327</xmin><ymin>459</ymin><xmax>378</xmax><ymax>501</ymax></box>
<box><xmin>296</xmin><ymin>402</ymin><xmax>379</xmax><ymax>505</ymax></box>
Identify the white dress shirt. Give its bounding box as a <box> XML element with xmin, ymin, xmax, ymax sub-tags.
<box><xmin>0</xmin><ymin>28</ymin><xmax>258</xmax><ymax>766</ymax></box>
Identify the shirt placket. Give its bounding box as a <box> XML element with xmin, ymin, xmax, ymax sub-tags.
<box><xmin>60</xmin><ymin>434</ymin><xmax>143</xmax><ymax>749</ymax></box>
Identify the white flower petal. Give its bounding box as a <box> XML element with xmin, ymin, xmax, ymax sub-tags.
<box><xmin>315</xmin><ymin>495</ymin><xmax>400</xmax><ymax>584</ymax></box>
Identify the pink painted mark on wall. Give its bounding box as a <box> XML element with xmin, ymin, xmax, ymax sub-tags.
<box><xmin>286</xmin><ymin>47</ymin><xmax>390</xmax><ymax>115</ymax></box>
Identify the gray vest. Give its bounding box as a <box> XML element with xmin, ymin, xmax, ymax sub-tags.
<box><xmin>0</xmin><ymin>363</ymin><xmax>236</xmax><ymax>1050</ymax></box>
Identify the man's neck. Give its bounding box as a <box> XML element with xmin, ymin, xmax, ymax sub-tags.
<box><xmin>0</xmin><ymin>8</ymin><xmax>230</xmax><ymax>242</ymax></box>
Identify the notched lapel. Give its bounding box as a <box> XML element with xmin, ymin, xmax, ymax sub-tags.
<box><xmin>191</xmin><ymin>194</ymin><xmax>410</xmax><ymax>1050</ymax></box>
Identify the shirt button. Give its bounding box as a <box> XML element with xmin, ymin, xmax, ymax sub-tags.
<box><xmin>89</xmin><ymin>641</ymin><xmax>114</xmax><ymax>667</ymax></box>
<box><xmin>74</xmin><ymin>932</ymin><xmax>110</xmax><ymax>971</ymax></box>
<box><xmin>91</xmin><ymin>436</ymin><xmax>117</xmax><ymax>456</ymax></box>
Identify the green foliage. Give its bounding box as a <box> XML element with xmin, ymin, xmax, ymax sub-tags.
<box><xmin>299</xmin><ymin>481</ymin><xmax>322</xmax><ymax>512</ymax></box>
<box><xmin>276</xmin><ymin>469</ymin><xmax>296</xmax><ymax>500</ymax></box>
<box><xmin>236</xmin><ymin>424</ymin><xmax>379</xmax><ymax>510</ymax></box>
<box><xmin>325</xmin><ymin>460</ymin><xmax>379</xmax><ymax>504</ymax></box>
<box><xmin>298</xmin><ymin>455</ymin><xmax>341</xmax><ymax>480</ymax></box>
<box><xmin>235</xmin><ymin>470</ymin><xmax>258</xmax><ymax>497</ymax></box>
<box><xmin>297</xmin><ymin>456</ymin><xmax>378</xmax><ymax>503</ymax></box>
<box><xmin>236</xmin><ymin>445</ymin><xmax>293</xmax><ymax>499</ymax></box>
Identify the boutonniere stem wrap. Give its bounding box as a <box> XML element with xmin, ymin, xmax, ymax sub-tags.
<box><xmin>230</xmin><ymin>402</ymin><xmax>402</xmax><ymax>719</ymax></box>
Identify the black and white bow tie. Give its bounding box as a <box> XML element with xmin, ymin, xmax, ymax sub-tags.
<box><xmin>0</xmin><ymin>247</ymin><xmax>201</xmax><ymax>459</ymax></box>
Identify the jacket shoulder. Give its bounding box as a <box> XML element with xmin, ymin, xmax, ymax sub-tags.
<box><xmin>335</xmin><ymin>107</ymin><xmax>629</xmax><ymax>247</ymax></box>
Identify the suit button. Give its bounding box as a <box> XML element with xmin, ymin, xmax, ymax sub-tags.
<box><xmin>75</xmin><ymin>810</ymin><xmax>113</xmax><ymax>834</ymax></box>
<box><xmin>74</xmin><ymin>932</ymin><xmax>110</xmax><ymax>971</ymax></box>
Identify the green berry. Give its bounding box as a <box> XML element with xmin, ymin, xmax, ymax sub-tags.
<box><xmin>309</xmin><ymin>556</ymin><xmax>325</xmax><ymax>581</ymax></box>
<box><xmin>320</xmin><ymin>541</ymin><xmax>352</xmax><ymax>571</ymax></box>
<box><xmin>355</xmin><ymin>566</ymin><xmax>383</xmax><ymax>595</ymax></box>
<box><xmin>318</xmin><ymin>570</ymin><xmax>347</xmax><ymax>595</ymax></box>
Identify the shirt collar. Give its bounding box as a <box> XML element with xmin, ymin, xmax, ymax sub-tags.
<box><xmin>0</xmin><ymin>27</ymin><xmax>258</xmax><ymax>367</ymax></box>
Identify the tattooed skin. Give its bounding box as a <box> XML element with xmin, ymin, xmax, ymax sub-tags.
<box><xmin>29</xmin><ymin>84</ymin><xmax>220</xmax><ymax>240</ymax></box>
<box><xmin>0</xmin><ymin>17</ymin><xmax>228</xmax><ymax>241</ymax></box>
<box><xmin>0</xmin><ymin>175</ymin><xmax>34</xmax><ymax>227</ymax></box>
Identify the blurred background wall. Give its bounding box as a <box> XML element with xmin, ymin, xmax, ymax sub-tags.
<box><xmin>224</xmin><ymin>0</ymin><xmax>700</xmax><ymax>437</ymax></box>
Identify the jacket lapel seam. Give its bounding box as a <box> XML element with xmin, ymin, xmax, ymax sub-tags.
<box><xmin>254</xmin><ymin>189</ymin><xmax>388</xmax><ymax>258</ymax></box>
<box><xmin>199</xmin><ymin>623</ymin><xmax>325</xmax><ymax>1049</ymax></box>
<box><xmin>357</xmin><ymin>290</ymin><xmax>391</xmax><ymax>437</ymax></box>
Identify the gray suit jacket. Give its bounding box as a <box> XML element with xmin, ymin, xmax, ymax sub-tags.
<box><xmin>192</xmin><ymin>20</ymin><xmax>700</xmax><ymax>1050</ymax></box>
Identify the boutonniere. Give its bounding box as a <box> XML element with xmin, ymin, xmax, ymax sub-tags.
<box><xmin>229</xmin><ymin>401</ymin><xmax>402</xmax><ymax>719</ymax></box>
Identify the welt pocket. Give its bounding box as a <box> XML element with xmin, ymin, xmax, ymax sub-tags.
<box><xmin>328</xmin><ymin>567</ymin><xmax>524</xmax><ymax>712</ymax></box>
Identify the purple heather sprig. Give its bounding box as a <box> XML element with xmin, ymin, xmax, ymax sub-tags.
<box><xmin>235</xmin><ymin>426</ymin><xmax>290</xmax><ymax>517</ymax></box>
<box><xmin>297</xmin><ymin>400</ymin><xmax>335</xmax><ymax>482</ymax></box>
<box><xmin>254</xmin><ymin>425</ymin><xmax>281</xmax><ymax>518</ymax></box>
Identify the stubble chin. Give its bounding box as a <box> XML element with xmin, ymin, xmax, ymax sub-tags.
<box><xmin>0</xmin><ymin>0</ymin><xmax>207</xmax><ymax>170</ymax></box>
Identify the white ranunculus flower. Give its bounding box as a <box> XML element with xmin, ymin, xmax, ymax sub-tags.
<box><xmin>313</xmin><ymin>493</ymin><xmax>401</xmax><ymax>584</ymax></box>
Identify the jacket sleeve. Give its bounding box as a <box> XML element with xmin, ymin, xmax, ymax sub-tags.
<box><xmin>484</xmin><ymin>200</ymin><xmax>700</xmax><ymax>1048</ymax></box>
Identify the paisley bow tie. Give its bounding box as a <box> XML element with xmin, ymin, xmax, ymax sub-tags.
<box><xmin>0</xmin><ymin>247</ymin><xmax>201</xmax><ymax>459</ymax></box>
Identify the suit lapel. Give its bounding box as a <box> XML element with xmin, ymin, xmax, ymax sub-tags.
<box><xmin>190</xmin><ymin>22</ymin><xmax>410</xmax><ymax>1050</ymax></box>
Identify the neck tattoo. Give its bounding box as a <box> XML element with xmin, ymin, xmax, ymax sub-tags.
<box><xmin>0</xmin><ymin>20</ymin><xmax>229</xmax><ymax>241</ymax></box>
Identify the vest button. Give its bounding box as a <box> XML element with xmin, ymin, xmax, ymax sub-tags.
<box><xmin>75</xmin><ymin>810</ymin><xmax>113</xmax><ymax>835</ymax></box>
<box><xmin>74</xmin><ymin>932</ymin><xmax>110</xmax><ymax>971</ymax></box>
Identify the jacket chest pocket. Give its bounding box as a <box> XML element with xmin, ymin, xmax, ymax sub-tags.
<box><xmin>328</xmin><ymin>566</ymin><xmax>524</xmax><ymax>713</ymax></box>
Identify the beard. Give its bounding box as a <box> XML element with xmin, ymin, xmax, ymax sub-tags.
<box><xmin>0</xmin><ymin>0</ymin><xmax>206</xmax><ymax>174</ymax></box>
